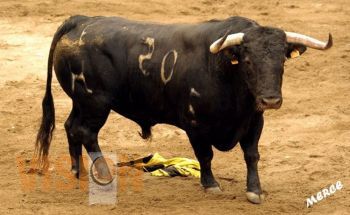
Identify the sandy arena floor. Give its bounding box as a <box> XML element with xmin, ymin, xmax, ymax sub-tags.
<box><xmin>0</xmin><ymin>0</ymin><xmax>349</xmax><ymax>214</ymax></box>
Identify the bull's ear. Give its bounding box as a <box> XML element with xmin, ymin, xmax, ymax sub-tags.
<box><xmin>223</xmin><ymin>47</ymin><xmax>239</xmax><ymax>65</ymax></box>
<box><xmin>286</xmin><ymin>43</ymin><xmax>307</xmax><ymax>59</ymax></box>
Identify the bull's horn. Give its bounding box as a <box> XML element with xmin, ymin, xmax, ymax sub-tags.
<box><xmin>285</xmin><ymin>32</ymin><xmax>333</xmax><ymax>50</ymax></box>
<box><xmin>210</xmin><ymin>32</ymin><xmax>244</xmax><ymax>54</ymax></box>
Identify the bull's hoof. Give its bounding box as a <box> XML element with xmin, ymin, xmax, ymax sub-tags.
<box><xmin>204</xmin><ymin>186</ymin><xmax>222</xmax><ymax>193</ymax></box>
<box><xmin>246</xmin><ymin>192</ymin><xmax>265</xmax><ymax>204</ymax></box>
<box><xmin>71</xmin><ymin>168</ymin><xmax>78</xmax><ymax>176</ymax></box>
<box><xmin>71</xmin><ymin>168</ymin><xmax>88</xmax><ymax>180</ymax></box>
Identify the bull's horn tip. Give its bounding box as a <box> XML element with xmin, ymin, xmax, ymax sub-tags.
<box><xmin>209</xmin><ymin>45</ymin><xmax>218</xmax><ymax>54</ymax></box>
<box><xmin>325</xmin><ymin>33</ymin><xmax>333</xmax><ymax>49</ymax></box>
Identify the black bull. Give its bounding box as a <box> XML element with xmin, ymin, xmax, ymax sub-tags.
<box><xmin>36</xmin><ymin>15</ymin><xmax>332</xmax><ymax>204</ymax></box>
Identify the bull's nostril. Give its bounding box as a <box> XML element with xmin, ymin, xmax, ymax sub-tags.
<box><xmin>262</xmin><ymin>98</ymin><xmax>281</xmax><ymax>105</ymax></box>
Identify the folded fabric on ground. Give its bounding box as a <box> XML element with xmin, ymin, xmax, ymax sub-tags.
<box><xmin>117</xmin><ymin>153</ymin><xmax>200</xmax><ymax>178</ymax></box>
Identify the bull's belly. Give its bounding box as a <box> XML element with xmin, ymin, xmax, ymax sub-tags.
<box><xmin>204</xmin><ymin>125</ymin><xmax>247</xmax><ymax>151</ymax></box>
<box><xmin>110</xmin><ymin>99</ymin><xmax>180</xmax><ymax>128</ymax></box>
<box><xmin>113</xmin><ymin>103</ymin><xmax>251</xmax><ymax>152</ymax></box>
<box><xmin>185</xmin><ymin>112</ymin><xmax>253</xmax><ymax>151</ymax></box>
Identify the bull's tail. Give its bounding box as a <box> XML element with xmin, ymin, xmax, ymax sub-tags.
<box><xmin>35</xmin><ymin>16</ymin><xmax>86</xmax><ymax>168</ymax></box>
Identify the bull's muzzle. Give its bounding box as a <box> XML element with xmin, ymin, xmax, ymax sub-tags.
<box><xmin>257</xmin><ymin>97</ymin><xmax>282</xmax><ymax>111</ymax></box>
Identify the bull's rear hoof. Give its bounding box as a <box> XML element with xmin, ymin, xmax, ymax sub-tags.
<box><xmin>204</xmin><ymin>186</ymin><xmax>222</xmax><ymax>193</ymax></box>
<box><xmin>246</xmin><ymin>192</ymin><xmax>265</xmax><ymax>204</ymax></box>
<box><xmin>71</xmin><ymin>168</ymin><xmax>88</xmax><ymax>180</ymax></box>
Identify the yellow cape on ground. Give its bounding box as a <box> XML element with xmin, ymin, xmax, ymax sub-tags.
<box><xmin>142</xmin><ymin>153</ymin><xmax>200</xmax><ymax>178</ymax></box>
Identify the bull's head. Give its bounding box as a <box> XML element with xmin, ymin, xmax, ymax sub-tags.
<box><xmin>210</xmin><ymin>27</ymin><xmax>332</xmax><ymax>111</ymax></box>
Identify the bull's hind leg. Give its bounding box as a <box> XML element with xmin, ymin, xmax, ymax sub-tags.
<box><xmin>240</xmin><ymin>112</ymin><xmax>264</xmax><ymax>204</ymax></box>
<box><xmin>64</xmin><ymin>105</ymin><xmax>86</xmax><ymax>177</ymax></box>
<box><xmin>65</xmin><ymin>97</ymin><xmax>112</xmax><ymax>181</ymax></box>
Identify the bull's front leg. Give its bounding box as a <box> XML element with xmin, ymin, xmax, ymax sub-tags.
<box><xmin>189</xmin><ymin>136</ymin><xmax>221</xmax><ymax>193</ymax></box>
<box><xmin>240</xmin><ymin>112</ymin><xmax>264</xmax><ymax>204</ymax></box>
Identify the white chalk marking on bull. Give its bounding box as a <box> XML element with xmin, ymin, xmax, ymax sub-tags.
<box><xmin>138</xmin><ymin>37</ymin><xmax>155</xmax><ymax>76</ymax></box>
<box><xmin>72</xmin><ymin>73</ymin><xmax>92</xmax><ymax>93</ymax></box>
<box><xmin>161</xmin><ymin>50</ymin><xmax>178</xmax><ymax>84</ymax></box>
<box><xmin>79</xmin><ymin>24</ymin><xmax>93</xmax><ymax>46</ymax></box>
<box><xmin>68</xmin><ymin>62</ymin><xmax>76</xmax><ymax>92</ymax></box>
<box><xmin>190</xmin><ymin>88</ymin><xmax>201</xmax><ymax>97</ymax></box>
<box><xmin>77</xmin><ymin>73</ymin><xmax>93</xmax><ymax>94</ymax></box>
<box><xmin>71</xmin><ymin>72</ymin><xmax>75</xmax><ymax>92</ymax></box>
<box><xmin>189</xmin><ymin>104</ymin><xmax>195</xmax><ymax>115</ymax></box>
<box><xmin>70</xmin><ymin>61</ymin><xmax>93</xmax><ymax>94</ymax></box>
